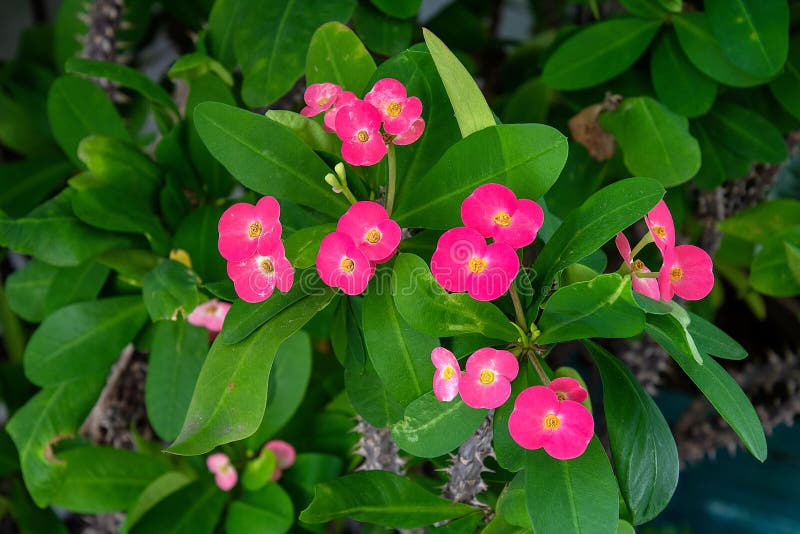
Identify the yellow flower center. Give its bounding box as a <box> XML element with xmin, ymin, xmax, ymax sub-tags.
<box><xmin>357</xmin><ymin>130</ymin><xmax>369</xmax><ymax>142</ymax></box>
<box><xmin>479</xmin><ymin>369</ymin><xmax>494</xmax><ymax>384</ymax></box>
<box><xmin>543</xmin><ymin>413</ymin><xmax>561</xmax><ymax>430</ymax></box>
<box><xmin>366</xmin><ymin>229</ymin><xmax>381</xmax><ymax>244</ymax></box>
<box><xmin>260</xmin><ymin>259</ymin><xmax>274</xmax><ymax>273</ymax></box>
<box><xmin>555</xmin><ymin>391</ymin><xmax>567</xmax><ymax>401</ymax></box>
<box><xmin>632</xmin><ymin>259</ymin><xmax>645</xmax><ymax>272</ymax></box>
<box><xmin>318</xmin><ymin>96</ymin><xmax>330</xmax><ymax>106</ymax></box>
<box><xmin>218</xmin><ymin>462</ymin><xmax>231</xmax><ymax>474</ymax></box>
<box><xmin>206</xmin><ymin>305</ymin><xmax>218</xmax><ymax>314</ymax></box>
<box><xmin>493</xmin><ymin>211</ymin><xmax>512</xmax><ymax>227</ymax></box>
<box><xmin>387</xmin><ymin>102</ymin><xmax>402</xmax><ymax>117</ymax></box>
<box><xmin>249</xmin><ymin>221</ymin><xmax>263</xmax><ymax>238</ymax></box>
<box><xmin>670</xmin><ymin>267</ymin><xmax>683</xmax><ymax>282</ymax></box>
<box><xmin>341</xmin><ymin>258</ymin><xmax>355</xmax><ymax>272</ymax></box>
<box><xmin>653</xmin><ymin>225</ymin><xmax>667</xmax><ymax>239</ymax></box>
<box><xmin>443</xmin><ymin>366</ymin><xmax>455</xmax><ymax>380</ymax></box>
<box><xmin>468</xmin><ymin>257</ymin><xmax>487</xmax><ymax>274</ymax></box>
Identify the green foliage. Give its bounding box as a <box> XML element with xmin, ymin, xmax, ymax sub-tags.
<box><xmin>306</xmin><ymin>22</ymin><xmax>376</xmax><ymax>95</ymax></box>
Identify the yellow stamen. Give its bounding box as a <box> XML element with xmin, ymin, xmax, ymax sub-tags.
<box><xmin>632</xmin><ymin>259</ymin><xmax>645</xmax><ymax>272</ymax></box>
<box><xmin>341</xmin><ymin>258</ymin><xmax>355</xmax><ymax>272</ymax></box>
<box><xmin>249</xmin><ymin>221</ymin><xmax>263</xmax><ymax>238</ymax></box>
<box><xmin>356</xmin><ymin>130</ymin><xmax>369</xmax><ymax>143</ymax></box>
<box><xmin>555</xmin><ymin>391</ymin><xmax>567</xmax><ymax>401</ymax></box>
<box><xmin>260</xmin><ymin>259</ymin><xmax>274</xmax><ymax>273</ymax></box>
<box><xmin>206</xmin><ymin>305</ymin><xmax>218</xmax><ymax>314</ymax></box>
<box><xmin>443</xmin><ymin>366</ymin><xmax>455</xmax><ymax>380</ymax></box>
<box><xmin>493</xmin><ymin>211</ymin><xmax>512</xmax><ymax>227</ymax></box>
<box><xmin>653</xmin><ymin>225</ymin><xmax>667</xmax><ymax>239</ymax></box>
<box><xmin>543</xmin><ymin>413</ymin><xmax>561</xmax><ymax>430</ymax></box>
<box><xmin>469</xmin><ymin>257</ymin><xmax>487</xmax><ymax>274</ymax></box>
<box><xmin>670</xmin><ymin>267</ymin><xmax>683</xmax><ymax>282</ymax></box>
<box><xmin>366</xmin><ymin>229</ymin><xmax>381</xmax><ymax>244</ymax></box>
<box><xmin>479</xmin><ymin>369</ymin><xmax>494</xmax><ymax>384</ymax></box>
<box><xmin>318</xmin><ymin>96</ymin><xmax>330</xmax><ymax>106</ymax></box>
<box><xmin>387</xmin><ymin>102</ymin><xmax>402</xmax><ymax>117</ymax></box>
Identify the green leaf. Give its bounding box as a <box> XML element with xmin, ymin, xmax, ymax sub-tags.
<box><xmin>283</xmin><ymin>224</ymin><xmax>336</xmax><ymax>269</ymax></box>
<box><xmin>524</xmin><ymin>439</ymin><xmax>618</xmax><ymax>534</ymax></box>
<box><xmin>167</xmin><ymin>290</ymin><xmax>336</xmax><ymax>454</ymax></box>
<box><xmin>6</xmin><ymin>260</ymin><xmax>57</xmax><ymax>323</ymax></box>
<box><xmin>645</xmin><ymin>314</ymin><xmax>767</xmax><ymax>461</ymax></box>
<box><xmin>651</xmin><ymin>31</ymin><xmax>717</xmax><ymax>118</ymax></box>
<box><xmin>168</xmin><ymin>52</ymin><xmax>233</xmax><ymax>86</ymax></box>
<box><xmin>496</xmin><ymin>474</ymin><xmax>530</xmax><ymax>528</ymax></box>
<box><xmin>391</xmin><ymin>392</ymin><xmax>487</xmax><ymax>458</ymax></box>
<box><xmin>0</xmin><ymin>92</ymin><xmax>54</xmax><ymax>156</ymax></box>
<box><xmin>691</xmin><ymin>120</ymin><xmax>751</xmax><ymax>190</ymax></box>
<box><xmin>750</xmin><ymin>227</ymin><xmax>800</xmax><ymax>297</ymax></box>
<box><xmin>538</xmin><ymin>274</ymin><xmax>645</xmax><ymax>344</ymax></box>
<box><xmin>51</xmin><ymin>447</ymin><xmax>168</xmax><ymax>513</ymax></box>
<box><xmin>300</xmin><ymin>471</ymin><xmax>475</xmax><ymax>528</ymax></box>
<box><xmin>392</xmin><ymin>254</ymin><xmax>518</xmax><ymax>341</ymax></box>
<box><xmin>423</xmin><ymin>29</ymin><xmax>494</xmax><ymax>138</ymax></box>
<box><xmin>225</xmin><ymin>484</ymin><xmax>295</xmax><ymax>534</ymax></box>
<box><xmin>585</xmin><ymin>341</ymin><xmax>678</xmax><ymax>525</ymax></box>
<box><xmin>77</xmin><ymin>135</ymin><xmax>162</xmax><ymax>195</ymax></box>
<box><xmin>705</xmin><ymin>0</ymin><xmax>788</xmax><ymax>78</ymax></box>
<box><xmin>46</xmin><ymin>75</ymin><xmax>130</xmax><ymax>165</ymax></box>
<box><xmin>599</xmin><ymin>97</ymin><xmax>701</xmax><ymax>187</ymax></box>
<box><xmin>145</xmin><ymin>321</ymin><xmax>208</xmax><ymax>441</ymax></box>
<box><xmin>532</xmin><ymin>178</ymin><xmax>664</xmax><ymax>303</ymax></box>
<box><xmin>306</xmin><ymin>22</ymin><xmax>376</xmax><ymax>95</ymax></box>
<box><xmin>393</xmin><ymin>124</ymin><xmax>568</xmax><ymax>229</ymax></box>
<box><xmin>370</xmin><ymin>0</ymin><xmax>420</xmax><ymax>19</ymax></box>
<box><xmin>494</xmin><ymin>364</ymin><xmax>539</xmax><ymax>472</ymax></box>
<box><xmin>142</xmin><ymin>260</ymin><xmax>204</xmax><ymax>321</ymax></box>
<box><xmin>673</xmin><ymin>12</ymin><xmax>768</xmax><ymax>87</ymax></box>
<box><xmin>194</xmin><ymin>102</ymin><xmax>349</xmax><ymax>218</ymax></box>
<box><xmin>207</xmin><ymin>0</ymin><xmax>248</xmax><ymax>68</ymax></box>
<box><xmin>618</xmin><ymin>0</ymin><xmax>670</xmax><ymax>18</ymax></box>
<box><xmin>172</xmin><ymin>205</ymin><xmax>227</xmax><ymax>282</ymax></box>
<box><xmin>346</xmin><ymin>356</ymin><xmax>405</xmax><ymax>427</ymax></box>
<box><xmin>122</xmin><ymin>472</ymin><xmax>196</xmax><ymax>534</ymax></box>
<box><xmin>542</xmin><ymin>18</ymin><xmax>661</xmax><ymax>90</ymax></box>
<box><xmin>769</xmin><ymin>37</ymin><xmax>800</xmax><ymax>120</ymax></box>
<box><xmin>24</xmin><ymin>296</ymin><xmax>147</xmax><ymax>386</ymax></box>
<box><xmin>265</xmin><ymin>111</ymin><xmax>340</xmax><ymax>155</ymax></box>
<box><xmin>685</xmin><ymin>311</ymin><xmax>748</xmax><ymax>360</ymax></box>
<box><xmin>242</xmin><ymin>449</ymin><xmax>277</xmax><ymax>492</ymax></box>
<box><xmin>707</xmin><ymin>102</ymin><xmax>787</xmax><ymax>164</ymax></box>
<box><xmin>352</xmin><ymin>3</ymin><xmax>413</xmax><ymax>57</ymax></box>
<box><xmin>127</xmin><ymin>480</ymin><xmax>227</xmax><ymax>534</ymax></box>
<box><xmin>0</xmin><ymin>158</ymin><xmax>73</xmax><ymax>218</ymax></box>
<box><xmin>718</xmin><ymin>199</ymin><xmax>800</xmax><ymax>244</ymax></box>
<box><xmin>7</xmin><ymin>479</ymin><xmax>68</xmax><ymax>534</ymax></box>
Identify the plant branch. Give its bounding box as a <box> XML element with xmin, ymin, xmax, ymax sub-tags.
<box><xmin>385</xmin><ymin>143</ymin><xmax>397</xmax><ymax>215</ymax></box>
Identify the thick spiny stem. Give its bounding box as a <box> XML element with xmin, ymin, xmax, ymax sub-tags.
<box><xmin>442</xmin><ymin>410</ymin><xmax>495</xmax><ymax>507</ymax></box>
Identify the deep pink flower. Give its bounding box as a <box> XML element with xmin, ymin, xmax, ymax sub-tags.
<box><xmin>548</xmin><ymin>377</ymin><xmax>588</xmax><ymax>403</ymax></box>
<box><xmin>364</xmin><ymin>78</ymin><xmax>423</xmax><ymax>135</ymax></box>
<box><xmin>458</xmin><ymin>348</ymin><xmax>519</xmax><ymax>409</ymax></box>
<box><xmin>460</xmin><ymin>184</ymin><xmax>544</xmax><ymax>249</ymax></box>
<box><xmin>392</xmin><ymin>118</ymin><xmax>425</xmax><ymax>146</ymax></box>
<box><xmin>431</xmin><ymin>347</ymin><xmax>461</xmax><ymax>402</ymax></box>
<box><xmin>615</xmin><ymin>233</ymin><xmax>660</xmax><ymax>300</ymax></box>
<box><xmin>323</xmin><ymin>90</ymin><xmax>357</xmax><ymax>132</ymax></box>
<box><xmin>659</xmin><ymin>245</ymin><xmax>714</xmax><ymax>301</ymax></box>
<box><xmin>430</xmin><ymin>227</ymin><xmax>519</xmax><ymax>301</ymax></box>
<box><xmin>218</xmin><ymin>196</ymin><xmax>282</xmax><ymax>262</ymax></box>
<box><xmin>187</xmin><ymin>299</ymin><xmax>231</xmax><ymax>333</ymax></box>
<box><xmin>227</xmin><ymin>240</ymin><xmax>294</xmax><ymax>303</ymax></box>
<box><xmin>508</xmin><ymin>386</ymin><xmax>594</xmax><ymax>460</ymax></box>
<box><xmin>300</xmin><ymin>83</ymin><xmax>341</xmax><ymax>118</ymax></box>
<box><xmin>645</xmin><ymin>200</ymin><xmax>675</xmax><ymax>254</ymax></box>
<box><xmin>264</xmin><ymin>440</ymin><xmax>296</xmax><ymax>481</ymax></box>
<box><xmin>334</xmin><ymin>100</ymin><xmax>387</xmax><ymax>166</ymax></box>
<box><xmin>207</xmin><ymin>453</ymin><xmax>237</xmax><ymax>491</ymax></box>
<box><xmin>316</xmin><ymin>232</ymin><xmax>375</xmax><ymax>295</ymax></box>
<box><xmin>336</xmin><ymin>201</ymin><xmax>401</xmax><ymax>264</ymax></box>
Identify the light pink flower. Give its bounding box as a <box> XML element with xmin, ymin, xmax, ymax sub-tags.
<box><xmin>658</xmin><ymin>245</ymin><xmax>714</xmax><ymax>301</ymax></box>
<box><xmin>458</xmin><ymin>348</ymin><xmax>519</xmax><ymax>409</ymax></box>
<box><xmin>207</xmin><ymin>453</ymin><xmax>237</xmax><ymax>491</ymax></box>
<box><xmin>218</xmin><ymin>196</ymin><xmax>282</xmax><ymax>262</ymax></box>
<box><xmin>187</xmin><ymin>299</ymin><xmax>231</xmax><ymax>333</ymax></box>
<box><xmin>364</xmin><ymin>78</ymin><xmax>423</xmax><ymax>135</ymax></box>
<box><xmin>548</xmin><ymin>377</ymin><xmax>587</xmax><ymax>403</ymax></box>
<box><xmin>264</xmin><ymin>440</ymin><xmax>296</xmax><ymax>481</ymax></box>
<box><xmin>615</xmin><ymin>233</ymin><xmax>660</xmax><ymax>300</ymax></box>
<box><xmin>644</xmin><ymin>200</ymin><xmax>675</xmax><ymax>254</ymax></box>
<box><xmin>430</xmin><ymin>227</ymin><xmax>519</xmax><ymax>301</ymax></box>
<box><xmin>323</xmin><ymin>90</ymin><xmax>357</xmax><ymax>132</ymax></box>
<box><xmin>316</xmin><ymin>232</ymin><xmax>375</xmax><ymax>295</ymax></box>
<box><xmin>300</xmin><ymin>82</ymin><xmax>341</xmax><ymax>118</ymax></box>
<box><xmin>227</xmin><ymin>241</ymin><xmax>294</xmax><ymax>303</ymax></box>
<box><xmin>336</xmin><ymin>201</ymin><xmax>401</xmax><ymax>264</ymax></box>
<box><xmin>334</xmin><ymin>100</ymin><xmax>387</xmax><ymax>166</ymax></box>
<box><xmin>392</xmin><ymin>118</ymin><xmax>425</xmax><ymax>146</ymax></box>
<box><xmin>431</xmin><ymin>347</ymin><xmax>461</xmax><ymax>402</ymax></box>
<box><xmin>508</xmin><ymin>386</ymin><xmax>594</xmax><ymax>460</ymax></box>
<box><xmin>460</xmin><ymin>183</ymin><xmax>544</xmax><ymax>249</ymax></box>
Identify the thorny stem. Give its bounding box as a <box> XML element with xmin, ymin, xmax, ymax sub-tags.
<box><xmin>527</xmin><ymin>351</ymin><xmax>550</xmax><ymax>385</ymax></box>
<box><xmin>509</xmin><ymin>284</ymin><xmax>527</xmax><ymax>329</ymax></box>
<box><xmin>629</xmin><ymin>231</ymin><xmax>654</xmax><ymax>259</ymax></box>
<box><xmin>385</xmin><ymin>143</ymin><xmax>397</xmax><ymax>215</ymax></box>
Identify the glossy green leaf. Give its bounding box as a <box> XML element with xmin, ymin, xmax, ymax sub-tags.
<box><xmin>0</xmin><ymin>158</ymin><xmax>73</xmax><ymax>218</ymax></box>
<box><xmin>242</xmin><ymin>449</ymin><xmax>277</xmax><ymax>492</ymax></box>
<box><xmin>750</xmin><ymin>227</ymin><xmax>800</xmax><ymax>297</ymax></box>
<box><xmin>599</xmin><ymin>97</ymin><xmax>701</xmax><ymax>187</ymax></box>
<box><xmin>352</xmin><ymin>3</ymin><xmax>413</xmax><ymax>56</ymax></box>
<box><xmin>284</xmin><ymin>224</ymin><xmax>336</xmax><ymax>269</ymax></box>
<box><xmin>77</xmin><ymin>135</ymin><xmax>162</xmax><ymax>195</ymax></box>
<box><xmin>172</xmin><ymin>205</ymin><xmax>227</xmax><ymax>282</ymax></box>
<box><xmin>691</xmin><ymin>120</ymin><xmax>751</xmax><ymax>189</ymax></box>
<box><xmin>651</xmin><ymin>31</ymin><xmax>716</xmax><ymax>117</ymax></box>
<box><xmin>705</xmin><ymin>0</ymin><xmax>788</xmax><ymax>78</ymax></box>
<box><xmin>142</xmin><ymin>260</ymin><xmax>204</xmax><ymax>321</ymax></box>
<box><xmin>391</xmin><ymin>391</ymin><xmax>487</xmax><ymax>458</ymax></box>
<box><xmin>168</xmin><ymin>52</ymin><xmax>234</xmax><ymax>85</ymax></box>
<box><xmin>24</xmin><ymin>296</ymin><xmax>147</xmax><ymax>386</ymax></box>
<box><xmin>585</xmin><ymin>341</ymin><xmax>678</xmax><ymax>525</ymax></box>
<box><xmin>423</xmin><ymin>29</ymin><xmax>494</xmax><ymax>138</ymax></box>
<box><xmin>265</xmin><ymin>111</ymin><xmax>340</xmax><ymax>155</ymax></box>
<box><xmin>392</xmin><ymin>254</ymin><xmax>518</xmax><ymax>341</ymax></box>
<box><xmin>496</xmin><ymin>474</ymin><xmax>529</xmax><ymax>528</ymax></box>
<box><xmin>686</xmin><ymin>311</ymin><xmax>748</xmax><ymax>360</ymax></box>
<box><xmin>194</xmin><ymin>102</ymin><xmax>349</xmax><ymax>218</ymax></box>
<box><xmin>225</xmin><ymin>483</ymin><xmax>295</xmax><ymax>534</ymax></box>
<box><xmin>306</xmin><ymin>22</ymin><xmax>376</xmax><ymax>94</ymax></box>
<box><xmin>370</xmin><ymin>0</ymin><xmax>420</xmax><ymax>19</ymax></box>
<box><xmin>645</xmin><ymin>314</ymin><xmax>767</xmax><ymax>461</ymax></box>
<box><xmin>542</xmin><ymin>18</ymin><xmax>660</xmax><ymax>90</ymax></box>
<box><xmin>207</xmin><ymin>0</ymin><xmax>248</xmax><ymax>68</ymax></box>
<box><xmin>122</xmin><ymin>472</ymin><xmax>196</xmax><ymax>534</ymax></box>
<box><xmin>524</xmin><ymin>439</ymin><xmax>618</xmax><ymax>534</ymax></box>
<box><xmin>718</xmin><ymin>200</ymin><xmax>800</xmax><ymax>244</ymax></box>
<box><xmin>5</xmin><ymin>259</ymin><xmax>57</xmax><ymax>323</ymax></box>
<box><xmin>619</xmin><ymin>0</ymin><xmax>670</xmax><ymax>18</ymax></box>
<box><xmin>707</xmin><ymin>102</ymin><xmax>787</xmax><ymax>164</ymax></box>
<box><xmin>0</xmin><ymin>92</ymin><xmax>54</xmax><ymax>156</ymax></box>
<box><xmin>128</xmin><ymin>481</ymin><xmax>226</xmax><ymax>534</ymax></box>
<box><xmin>300</xmin><ymin>471</ymin><xmax>475</xmax><ymax>528</ymax></box>
<box><xmin>346</xmin><ymin>357</ymin><xmax>405</xmax><ymax>427</ymax></box>
<box><xmin>494</xmin><ymin>364</ymin><xmax>540</xmax><ymax>472</ymax></box>
<box><xmin>394</xmin><ymin>124</ymin><xmax>568</xmax><ymax>229</ymax></box>
<box><xmin>769</xmin><ymin>37</ymin><xmax>800</xmax><ymax>120</ymax></box>
<box><xmin>7</xmin><ymin>479</ymin><xmax>68</xmax><ymax>534</ymax></box>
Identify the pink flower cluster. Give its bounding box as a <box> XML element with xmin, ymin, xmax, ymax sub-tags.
<box><xmin>431</xmin><ymin>184</ymin><xmax>543</xmax><ymax>301</ymax></box>
<box><xmin>616</xmin><ymin>200</ymin><xmax>713</xmax><ymax>301</ymax></box>
<box><xmin>206</xmin><ymin>440</ymin><xmax>296</xmax><ymax>492</ymax></box>
<box><xmin>218</xmin><ymin>196</ymin><xmax>294</xmax><ymax>303</ymax></box>
<box><xmin>431</xmin><ymin>347</ymin><xmax>519</xmax><ymax>409</ymax></box>
<box><xmin>316</xmin><ymin>201</ymin><xmax>401</xmax><ymax>295</ymax></box>
<box><xmin>301</xmin><ymin>79</ymin><xmax>425</xmax><ymax>166</ymax></box>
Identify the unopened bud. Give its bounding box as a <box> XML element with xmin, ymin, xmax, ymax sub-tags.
<box><xmin>324</xmin><ymin>173</ymin><xmax>340</xmax><ymax>188</ymax></box>
<box><xmin>334</xmin><ymin>162</ymin><xmax>346</xmax><ymax>181</ymax></box>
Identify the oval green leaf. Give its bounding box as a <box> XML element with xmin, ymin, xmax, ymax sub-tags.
<box><xmin>706</xmin><ymin>102</ymin><xmax>787</xmax><ymax>164</ymax></box>
<box><xmin>651</xmin><ymin>31</ymin><xmax>717</xmax><ymax>118</ymax></box>
<box><xmin>306</xmin><ymin>22</ymin><xmax>376</xmax><ymax>95</ymax></box>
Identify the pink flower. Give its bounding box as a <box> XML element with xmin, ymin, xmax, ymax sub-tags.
<box><xmin>227</xmin><ymin>240</ymin><xmax>294</xmax><ymax>303</ymax></box>
<box><xmin>264</xmin><ymin>440</ymin><xmax>296</xmax><ymax>481</ymax></box>
<box><xmin>334</xmin><ymin>100</ymin><xmax>387</xmax><ymax>166</ymax></box>
<box><xmin>392</xmin><ymin>118</ymin><xmax>425</xmax><ymax>146</ymax></box>
<box><xmin>460</xmin><ymin>184</ymin><xmax>544</xmax><ymax>249</ymax></box>
<box><xmin>323</xmin><ymin>90</ymin><xmax>357</xmax><ymax>132</ymax></box>
<box><xmin>218</xmin><ymin>196</ymin><xmax>282</xmax><ymax>262</ymax></box>
<box><xmin>458</xmin><ymin>348</ymin><xmax>519</xmax><ymax>409</ymax></box>
<box><xmin>431</xmin><ymin>347</ymin><xmax>461</xmax><ymax>402</ymax></box>
<box><xmin>300</xmin><ymin>82</ymin><xmax>341</xmax><ymax>118</ymax></box>
<box><xmin>548</xmin><ymin>377</ymin><xmax>588</xmax><ymax>403</ymax></box>
<box><xmin>615</xmin><ymin>233</ymin><xmax>660</xmax><ymax>300</ymax></box>
<box><xmin>316</xmin><ymin>232</ymin><xmax>375</xmax><ymax>295</ymax></box>
<box><xmin>644</xmin><ymin>200</ymin><xmax>675</xmax><ymax>254</ymax></box>
<box><xmin>659</xmin><ymin>245</ymin><xmax>714</xmax><ymax>301</ymax></box>
<box><xmin>430</xmin><ymin>227</ymin><xmax>519</xmax><ymax>301</ymax></box>
<box><xmin>207</xmin><ymin>453</ymin><xmax>237</xmax><ymax>491</ymax></box>
<box><xmin>508</xmin><ymin>386</ymin><xmax>594</xmax><ymax>460</ymax></box>
<box><xmin>365</xmin><ymin>78</ymin><xmax>423</xmax><ymax>135</ymax></box>
<box><xmin>336</xmin><ymin>201</ymin><xmax>401</xmax><ymax>263</ymax></box>
<box><xmin>187</xmin><ymin>299</ymin><xmax>231</xmax><ymax>333</ymax></box>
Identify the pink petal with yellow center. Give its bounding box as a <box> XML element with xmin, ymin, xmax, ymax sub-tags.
<box><xmin>316</xmin><ymin>232</ymin><xmax>374</xmax><ymax>295</ymax></box>
<box><xmin>323</xmin><ymin>91</ymin><xmax>357</xmax><ymax>131</ymax></box>
<box><xmin>465</xmin><ymin>348</ymin><xmax>519</xmax><ymax>381</ymax></box>
<box><xmin>508</xmin><ymin>386</ymin><xmax>560</xmax><ymax>450</ymax></box>
<box><xmin>336</xmin><ymin>202</ymin><xmax>401</xmax><ymax>262</ymax></box>
<box><xmin>458</xmin><ymin>367</ymin><xmax>511</xmax><ymax>409</ymax></box>
<box><xmin>383</xmin><ymin>96</ymin><xmax>423</xmax><ymax>135</ymax></box>
<box><xmin>431</xmin><ymin>227</ymin><xmax>487</xmax><ymax>293</ymax></box>
<box><xmin>300</xmin><ymin>82</ymin><xmax>341</xmax><ymax>117</ymax></box>
<box><xmin>431</xmin><ymin>347</ymin><xmax>461</xmax><ymax>402</ymax></box>
<box><xmin>466</xmin><ymin>242</ymin><xmax>519</xmax><ymax>301</ymax></box>
<box><xmin>215</xmin><ymin>469</ymin><xmax>238</xmax><ymax>491</ymax></box>
<box><xmin>548</xmin><ymin>377</ymin><xmax>587</xmax><ymax>403</ymax></box>
<box><xmin>365</xmin><ymin>78</ymin><xmax>407</xmax><ymax>111</ymax></box>
<box><xmin>492</xmin><ymin>198</ymin><xmax>544</xmax><ymax>249</ymax></box>
<box><xmin>341</xmin><ymin>134</ymin><xmax>387</xmax><ymax>166</ymax></box>
<box><xmin>666</xmin><ymin>245</ymin><xmax>714</xmax><ymax>301</ymax></box>
<box><xmin>461</xmin><ymin>183</ymin><xmax>518</xmax><ymax>237</ymax></box>
<box><xmin>334</xmin><ymin>100</ymin><xmax>382</xmax><ymax>140</ymax></box>
<box><xmin>228</xmin><ymin>256</ymin><xmax>277</xmax><ymax>303</ymax></box>
<box><xmin>645</xmin><ymin>200</ymin><xmax>675</xmax><ymax>254</ymax></box>
<box><xmin>188</xmin><ymin>299</ymin><xmax>230</xmax><ymax>332</ymax></box>
<box><xmin>541</xmin><ymin>400</ymin><xmax>594</xmax><ymax>460</ymax></box>
<box><xmin>207</xmin><ymin>453</ymin><xmax>230</xmax><ymax>473</ymax></box>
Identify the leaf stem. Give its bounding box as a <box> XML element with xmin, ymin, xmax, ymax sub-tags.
<box><xmin>385</xmin><ymin>143</ymin><xmax>397</xmax><ymax>215</ymax></box>
<box><xmin>0</xmin><ymin>275</ymin><xmax>25</xmax><ymax>364</ymax></box>
<box><xmin>509</xmin><ymin>284</ymin><xmax>527</xmax><ymax>329</ymax></box>
<box><xmin>527</xmin><ymin>351</ymin><xmax>550</xmax><ymax>386</ymax></box>
<box><xmin>629</xmin><ymin>231</ymin><xmax>654</xmax><ymax>259</ymax></box>
<box><xmin>634</xmin><ymin>271</ymin><xmax>660</xmax><ymax>279</ymax></box>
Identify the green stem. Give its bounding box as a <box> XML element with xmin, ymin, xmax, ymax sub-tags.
<box><xmin>0</xmin><ymin>276</ymin><xmax>25</xmax><ymax>364</ymax></box>
<box><xmin>634</xmin><ymin>271</ymin><xmax>659</xmax><ymax>279</ymax></box>
<box><xmin>340</xmin><ymin>186</ymin><xmax>358</xmax><ymax>205</ymax></box>
<box><xmin>385</xmin><ymin>143</ymin><xmax>397</xmax><ymax>215</ymax></box>
<box><xmin>629</xmin><ymin>232</ymin><xmax>654</xmax><ymax>259</ymax></box>
<box><xmin>509</xmin><ymin>284</ymin><xmax>527</xmax><ymax>329</ymax></box>
<box><xmin>527</xmin><ymin>351</ymin><xmax>550</xmax><ymax>386</ymax></box>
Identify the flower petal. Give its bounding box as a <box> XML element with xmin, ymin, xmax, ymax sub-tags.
<box><xmin>392</xmin><ymin>118</ymin><xmax>425</xmax><ymax>146</ymax></box>
<box><xmin>508</xmin><ymin>386</ymin><xmax>560</xmax><ymax>450</ymax></box>
<box><xmin>645</xmin><ymin>200</ymin><xmax>675</xmax><ymax>254</ymax></box>
<box><xmin>467</xmin><ymin>242</ymin><xmax>519</xmax><ymax>301</ymax></box>
<box><xmin>218</xmin><ymin>202</ymin><xmax>258</xmax><ymax>261</ymax></box>
<box><xmin>548</xmin><ymin>377</ymin><xmax>587</xmax><ymax>403</ymax></box>
<box><xmin>542</xmin><ymin>400</ymin><xmax>594</xmax><ymax>460</ymax></box>
<box><xmin>673</xmin><ymin>245</ymin><xmax>714</xmax><ymax>300</ymax></box>
<box><xmin>461</xmin><ymin>183</ymin><xmax>518</xmax><ymax>238</ymax></box>
<box><xmin>615</xmin><ymin>232</ymin><xmax>631</xmax><ymax>264</ymax></box>
<box><xmin>458</xmin><ymin>369</ymin><xmax>511</xmax><ymax>409</ymax></box>
<box><xmin>265</xmin><ymin>440</ymin><xmax>296</xmax><ymax>469</ymax></box>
